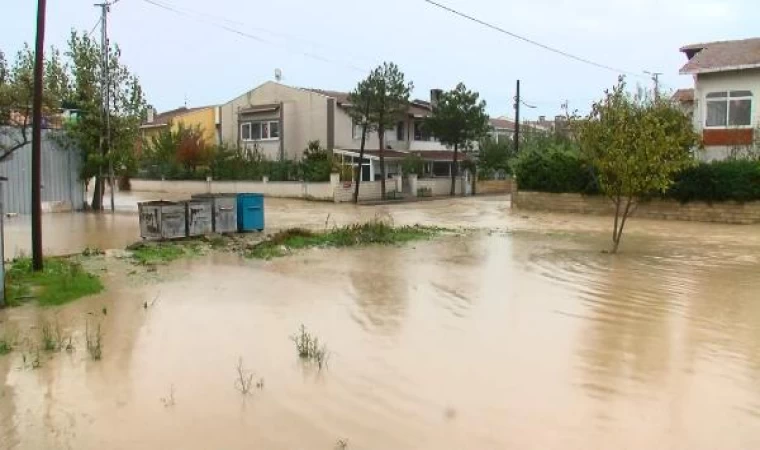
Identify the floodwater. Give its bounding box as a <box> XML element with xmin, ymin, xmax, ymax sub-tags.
<box><xmin>2</xmin><ymin>195</ymin><xmax>760</xmax><ymax>449</ymax></box>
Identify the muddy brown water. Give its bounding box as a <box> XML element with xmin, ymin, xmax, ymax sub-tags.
<box><xmin>2</xmin><ymin>195</ymin><xmax>760</xmax><ymax>449</ymax></box>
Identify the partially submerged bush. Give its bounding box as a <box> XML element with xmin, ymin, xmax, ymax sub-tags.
<box><xmin>4</xmin><ymin>257</ymin><xmax>104</xmax><ymax>307</ymax></box>
<box><xmin>291</xmin><ymin>325</ymin><xmax>329</xmax><ymax>370</ymax></box>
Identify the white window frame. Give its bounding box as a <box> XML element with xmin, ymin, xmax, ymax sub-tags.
<box><xmin>240</xmin><ymin>120</ymin><xmax>280</xmax><ymax>142</ymax></box>
<box><xmin>704</xmin><ymin>90</ymin><xmax>754</xmax><ymax>129</ymax></box>
<box><xmin>352</xmin><ymin>119</ymin><xmax>366</xmax><ymax>140</ymax></box>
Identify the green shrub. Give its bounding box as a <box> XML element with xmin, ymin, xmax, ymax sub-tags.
<box><xmin>512</xmin><ymin>147</ymin><xmax>598</xmax><ymax>194</ymax></box>
<box><xmin>668</xmin><ymin>160</ymin><xmax>760</xmax><ymax>203</ymax></box>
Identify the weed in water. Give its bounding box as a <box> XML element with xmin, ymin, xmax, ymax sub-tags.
<box><xmin>4</xmin><ymin>257</ymin><xmax>104</xmax><ymax>307</ymax></box>
<box><xmin>291</xmin><ymin>325</ymin><xmax>330</xmax><ymax>370</ymax></box>
<box><xmin>160</xmin><ymin>384</ymin><xmax>176</xmax><ymax>407</ymax></box>
<box><xmin>102</xmin><ymin>307</ymin><xmax>108</xmax><ymax>316</ymax></box>
<box><xmin>22</xmin><ymin>348</ymin><xmax>42</xmax><ymax>369</ymax></box>
<box><xmin>247</xmin><ymin>220</ymin><xmax>440</xmax><ymax>260</ymax></box>
<box><xmin>0</xmin><ymin>338</ymin><xmax>12</xmax><ymax>355</ymax></box>
<box><xmin>234</xmin><ymin>357</ymin><xmax>263</xmax><ymax>395</ymax></box>
<box><xmin>335</xmin><ymin>439</ymin><xmax>349</xmax><ymax>449</ymax></box>
<box><xmin>41</xmin><ymin>319</ymin><xmax>64</xmax><ymax>352</ymax></box>
<box><xmin>82</xmin><ymin>247</ymin><xmax>105</xmax><ymax>257</ymax></box>
<box><xmin>128</xmin><ymin>241</ymin><xmax>201</xmax><ymax>266</ymax></box>
<box><xmin>85</xmin><ymin>321</ymin><xmax>103</xmax><ymax>361</ymax></box>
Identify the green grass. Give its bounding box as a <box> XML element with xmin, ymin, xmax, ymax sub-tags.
<box><xmin>247</xmin><ymin>221</ymin><xmax>441</xmax><ymax>260</ymax></box>
<box><xmin>4</xmin><ymin>257</ymin><xmax>104</xmax><ymax>307</ymax></box>
<box><xmin>128</xmin><ymin>241</ymin><xmax>202</xmax><ymax>265</ymax></box>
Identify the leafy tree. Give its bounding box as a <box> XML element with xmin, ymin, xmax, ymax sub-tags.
<box><xmin>359</xmin><ymin>62</ymin><xmax>412</xmax><ymax>199</ymax></box>
<box><xmin>175</xmin><ymin>124</ymin><xmax>211</xmax><ymax>173</ymax></box>
<box><xmin>576</xmin><ymin>77</ymin><xmax>698</xmax><ymax>253</ymax></box>
<box><xmin>0</xmin><ymin>45</ymin><xmax>69</xmax><ymax>161</ymax></box>
<box><xmin>348</xmin><ymin>78</ymin><xmax>374</xmax><ymax>203</ymax></box>
<box><xmin>60</xmin><ymin>31</ymin><xmax>146</xmax><ymax>210</ymax></box>
<box><xmin>477</xmin><ymin>136</ymin><xmax>513</xmax><ymax>179</ymax></box>
<box><xmin>424</xmin><ymin>83</ymin><xmax>490</xmax><ymax>195</ymax></box>
<box><xmin>401</xmin><ymin>153</ymin><xmax>424</xmax><ymax>175</ymax></box>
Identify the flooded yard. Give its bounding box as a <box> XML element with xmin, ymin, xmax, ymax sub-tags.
<box><xmin>2</xmin><ymin>195</ymin><xmax>760</xmax><ymax>449</ymax></box>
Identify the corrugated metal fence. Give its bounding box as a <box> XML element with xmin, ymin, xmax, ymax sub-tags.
<box><xmin>0</xmin><ymin>129</ymin><xmax>84</xmax><ymax>214</ymax></box>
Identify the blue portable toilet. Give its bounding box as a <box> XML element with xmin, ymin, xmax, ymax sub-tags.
<box><xmin>237</xmin><ymin>193</ymin><xmax>265</xmax><ymax>232</ymax></box>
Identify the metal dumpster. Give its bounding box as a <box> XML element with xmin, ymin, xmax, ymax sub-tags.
<box><xmin>185</xmin><ymin>199</ymin><xmax>213</xmax><ymax>237</ymax></box>
<box><xmin>138</xmin><ymin>201</ymin><xmax>187</xmax><ymax>240</ymax></box>
<box><xmin>191</xmin><ymin>194</ymin><xmax>238</xmax><ymax>234</ymax></box>
<box><xmin>237</xmin><ymin>193</ymin><xmax>265</xmax><ymax>232</ymax></box>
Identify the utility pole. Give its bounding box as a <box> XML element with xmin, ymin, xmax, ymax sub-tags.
<box><xmin>31</xmin><ymin>0</ymin><xmax>47</xmax><ymax>271</ymax></box>
<box><xmin>645</xmin><ymin>71</ymin><xmax>662</xmax><ymax>100</ymax></box>
<box><xmin>96</xmin><ymin>1</ymin><xmax>116</xmax><ymax>212</ymax></box>
<box><xmin>513</xmin><ymin>79</ymin><xmax>520</xmax><ymax>155</ymax></box>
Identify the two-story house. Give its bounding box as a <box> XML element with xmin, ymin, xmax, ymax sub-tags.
<box><xmin>679</xmin><ymin>37</ymin><xmax>760</xmax><ymax>160</ymax></box>
<box><xmin>219</xmin><ymin>81</ymin><xmax>466</xmax><ymax>182</ymax></box>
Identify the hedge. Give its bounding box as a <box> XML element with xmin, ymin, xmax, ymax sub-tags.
<box><xmin>668</xmin><ymin>160</ymin><xmax>760</xmax><ymax>203</ymax></box>
<box><xmin>512</xmin><ymin>148</ymin><xmax>599</xmax><ymax>194</ymax></box>
<box><xmin>514</xmin><ymin>149</ymin><xmax>760</xmax><ymax>204</ymax></box>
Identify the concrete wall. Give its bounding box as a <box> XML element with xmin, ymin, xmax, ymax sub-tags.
<box><xmin>513</xmin><ymin>191</ymin><xmax>760</xmax><ymax>224</ymax></box>
<box><xmin>0</xmin><ymin>130</ymin><xmax>85</xmax><ymax>214</ymax></box>
<box><xmin>476</xmin><ymin>178</ymin><xmax>516</xmax><ymax>195</ymax></box>
<box><xmin>694</xmin><ymin>69</ymin><xmax>760</xmax><ymax>161</ymax></box>
<box><xmin>418</xmin><ymin>177</ymin><xmax>464</xmax><ymax>197</ymax></box>
<box><xmin>131</xmin><ymin>178</ymin><xmax>336</xmax><ymax>201</ymax></box>
<box><xmin>220</xmin><ymin>81</ymin><xmax>329</xmax><ymax>160</ymax></box>
<box><xmin>333</xmin><ymin>181</ymin><xmax>387</xmax><ymax>203</ymax></box>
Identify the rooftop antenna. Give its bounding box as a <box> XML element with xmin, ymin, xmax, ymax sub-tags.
<box><xmin>275</xmin><ymin>68</ymin><xmax>283</xmax><ymax>82</ymax></box>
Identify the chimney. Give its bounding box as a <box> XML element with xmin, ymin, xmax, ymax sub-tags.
<box><xmin>430</xmin><ymin>89</ymin><xmax>443</xmax><ymax>108</ymax></box>
<box><xmin>554</xmin><ymin>115</ymin><xmax>565</xmax><ymax>122</ymax></box>
<box><xmin>147</xmin><ymin>108</ymin><xmax>156</xmax><ymax>123</ymax></box>
<box><xmin>538</xmin><ymin>115</ymin><xmax>546</xmax><ymax>122</ymax></box>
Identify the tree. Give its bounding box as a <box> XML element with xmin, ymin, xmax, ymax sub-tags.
<box><xmin>0</xmin><ymin>45</ymin><xmax>68</xmax><ymax>161</ymax></box>
<box><xmin>348</xmin><ymin>78</ymin><xmax>374</xmax><ymax>203</ymax></box>
<box><xmin>477</xmin><ymin>136</ymin><xmax>514</xmax><ymax>179</ymax></box>
<box><xmin>175</xmin><ymin>123</ymin><xmax>210</xmax><ymax>173</ymax></box>
<box><xmin>424</xmin><ymin>83</ymin><xmax>490</xmax><ymax>196</ymax></box>
<box><xmin>576</xmin><ymin>77</ymin><xmax>698</xmax><ymax>253</ymax></box>
<box><xmin>61</xmin><ymin>31</ymin><xmax>146</xmax><ymax>210</ymax></box>
<box><xmin>361</xmin><ymin>62</ymin><xmax>412</xmax><ymax>200</ymax></box>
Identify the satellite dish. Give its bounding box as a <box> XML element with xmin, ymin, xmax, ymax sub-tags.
<box><xmin>275</xmin><ymin>68</ymin><xmax>283</xmax><ymax>82</ymax></box>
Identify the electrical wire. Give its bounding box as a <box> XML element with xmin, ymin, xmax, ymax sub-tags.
<box><xmin>141</xmin><ymin>0</ymin><xmax>368</xmax><ymax>74</ymax></box>
<box><xmin>88</xmin><ymin>17</ymin><xmax>102</xmax><ymax>37</ymax></box>
<box><xmin>422</xmin><ymin>0</ymin><xmax>651</xmax><ymax>79</ymax></box>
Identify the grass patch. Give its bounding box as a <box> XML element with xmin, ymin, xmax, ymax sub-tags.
<box><xmin>247</xmin><ymin>221</ymin><xmax>440</xmax><ymax>259</ymax></box>
<box><xmin>4</xmin><ymin>257</ymin><xmax>104</xmax><ymax>307</ymax></box>
<box><xmin>128</xmin><ymin>241</ymin><xmax>202</xmax><ymax>265</ymax></box>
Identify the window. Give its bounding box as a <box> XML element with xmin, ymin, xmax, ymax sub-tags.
<box><xmin>706</xmin><ymin>90</ymin><xmax>753</xmax><ymax>128</ymax></box>
<box><xmin>414</xmin><ymin>120</ymin><xmax>432</xmax><ymax>141</ymax></box>
<box><xmin>240</xmin><ymin>120</ymin><xmax>280</xmax><ymax>141</ymax></box>
<box><xmin>396</xmin><ymin>121</ymin><xmax>405</xmax><ymax>141</ymax></box>
<box><xmin>384</xmin><ymin>124</ymin><xmax>397</xmax><ymax>142</ymax></box>
<box><xmin>352</xmin><ymin>119</ymin><xmax>366</xmax><ymax>140</ymax></box>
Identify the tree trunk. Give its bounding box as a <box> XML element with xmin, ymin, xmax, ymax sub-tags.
<box><xmin>354</xmin><ymin>123</ymin><xmax>368</xmax><ymax>204</ymax></box>
<box><xmin>611</xmin><ymin>196</ymin><xmax>635</xmax><ymax>254</ymax></box>
<box><xmin>91</xmin><ymin>176</ymin><xmax>105</xmax><ymax>211</ymax></box>
<box><xmin>379</xmin><ymin>126</ymin><xmax>386</xmax><ymax>200</ymax></box>
<box><xmin>450</xmin><ymin>143</ymin><xmax>459</xmax><ymax>196</ymax></box>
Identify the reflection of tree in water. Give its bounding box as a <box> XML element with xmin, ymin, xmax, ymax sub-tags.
<box><xmin>577</xmin><ymin>255</ymin><xmax>675</xmax><ymax>402</ymax></box>
<box><xmin>349</xmin><ymin>248</ymin><xmax>409</xmax><ymax>334</ymax></box>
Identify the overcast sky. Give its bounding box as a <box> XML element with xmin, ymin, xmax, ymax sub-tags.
<box><xmin>1</xmin><ymin>0</ymin><xmax>757</xmax><ymax>118</ymax></box>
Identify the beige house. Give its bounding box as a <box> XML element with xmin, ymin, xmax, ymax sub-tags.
<box><xmin>679</xmin><ymin>37</ymin><xmax>760</xmax><ymax>160</ymax></box>
<box><xmin>219</xmin><ymin>81</ymin><xmax>466</xmax><ymax>181</ymax></box>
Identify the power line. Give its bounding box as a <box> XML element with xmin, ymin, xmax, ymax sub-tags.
<box><xmin>422</xmin><ymin>0</ymin><xmax>650</xmax><ymax>79</ymax></box>
<box><xmin>141</xmin><ymin>0</ymin><xmax>368</xmax><ymax>74</ymax></box>
<box><xmin>87</xmin><ymin>17</ymin><xmax>102</xmax><ymax>37</ymax></box>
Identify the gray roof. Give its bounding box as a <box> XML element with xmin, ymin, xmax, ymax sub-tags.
<box><xmin>680</xmin><ymin>38</ymin><xmax>760</xmax><ymax>74</ymax></box>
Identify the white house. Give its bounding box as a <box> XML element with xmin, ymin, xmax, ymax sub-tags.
<box><xmin>679</xmin><ymin>37</ymin><xmax>760</xmax><ymax>160</ymax></box>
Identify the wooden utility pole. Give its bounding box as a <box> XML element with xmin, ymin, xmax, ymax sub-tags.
<box><xmin>31</xmin><ymin>0</ymin><xmax>47</xmax><ymax>271</ymax></box>
<box><xmin>513</xmin><ymin>79</ymin><xmax>521</xmax><ymax>155</ymax></box>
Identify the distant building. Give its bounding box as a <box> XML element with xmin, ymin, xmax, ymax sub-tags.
<box><xmin>679</xmin><ymin>37</ymin><xmax>760</xmax><ymax>160</ymax></box>
<box><xmin>139</xmin><ymin>105</ymin><xmax>220</xmax><ymax>148</ymax></box>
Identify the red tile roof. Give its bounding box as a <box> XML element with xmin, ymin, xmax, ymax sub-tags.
<box><xmin>680</xmin><ymin>38</ymin><xmax>760</xmax><ymax>74</ymax></box>
<box><xmin>303</xmin><ymin>89</ymin><xmax>434</xmax><ymax>117</ymax></box>
<box><xmin>671</xmin><ymin>88</ymin><xmax>695</xmax><ymax>103</ymax></box>
<box><xmin>490</xmin><ymin>118</ymin><xmax>516</xmax><ymax>129</ymax></box>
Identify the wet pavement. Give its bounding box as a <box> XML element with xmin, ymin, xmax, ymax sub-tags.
<box><xmin>2</xmin><ymin>194</ymin><xmax>760</xmax><ymax>449</ymax></box>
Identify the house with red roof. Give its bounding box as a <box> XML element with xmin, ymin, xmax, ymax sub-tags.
<box><xmin>679</xmin><ymin>37</ymin><xmax>760</xmax><ymax>160</ymax></box>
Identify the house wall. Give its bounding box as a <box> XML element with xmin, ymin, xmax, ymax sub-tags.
<box><xmin>334</xmin><ymin>108</ymin><xmax>449</xmax><ymax>152</ymax></box>
<box><xmin>513</xmin><ymin>191</ymin><xmax>760</xmax><ymax>224</ymax></box>
<box><xmin>418</xmin><ymin>177</ymin><xmax>464</xmax><ymax>197</ymax></box>
<box><xmin>131</xmin><ymin>178</ymin><xmax>336</xmax><ymax>200</ymax></box>
<box><xmin>693</xmin><ymin>69</ymin><xmax>760</xmax><ymax>161</ymax></box>
<box><xmin>172</xmin><ymin>107</ymin><xmax>218</xmax><ymax>146</ymax></box>
<box><xmin>220</xmin><ymin>81</ymin><xmax>329</xmax><ymax>160</ymax></box>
